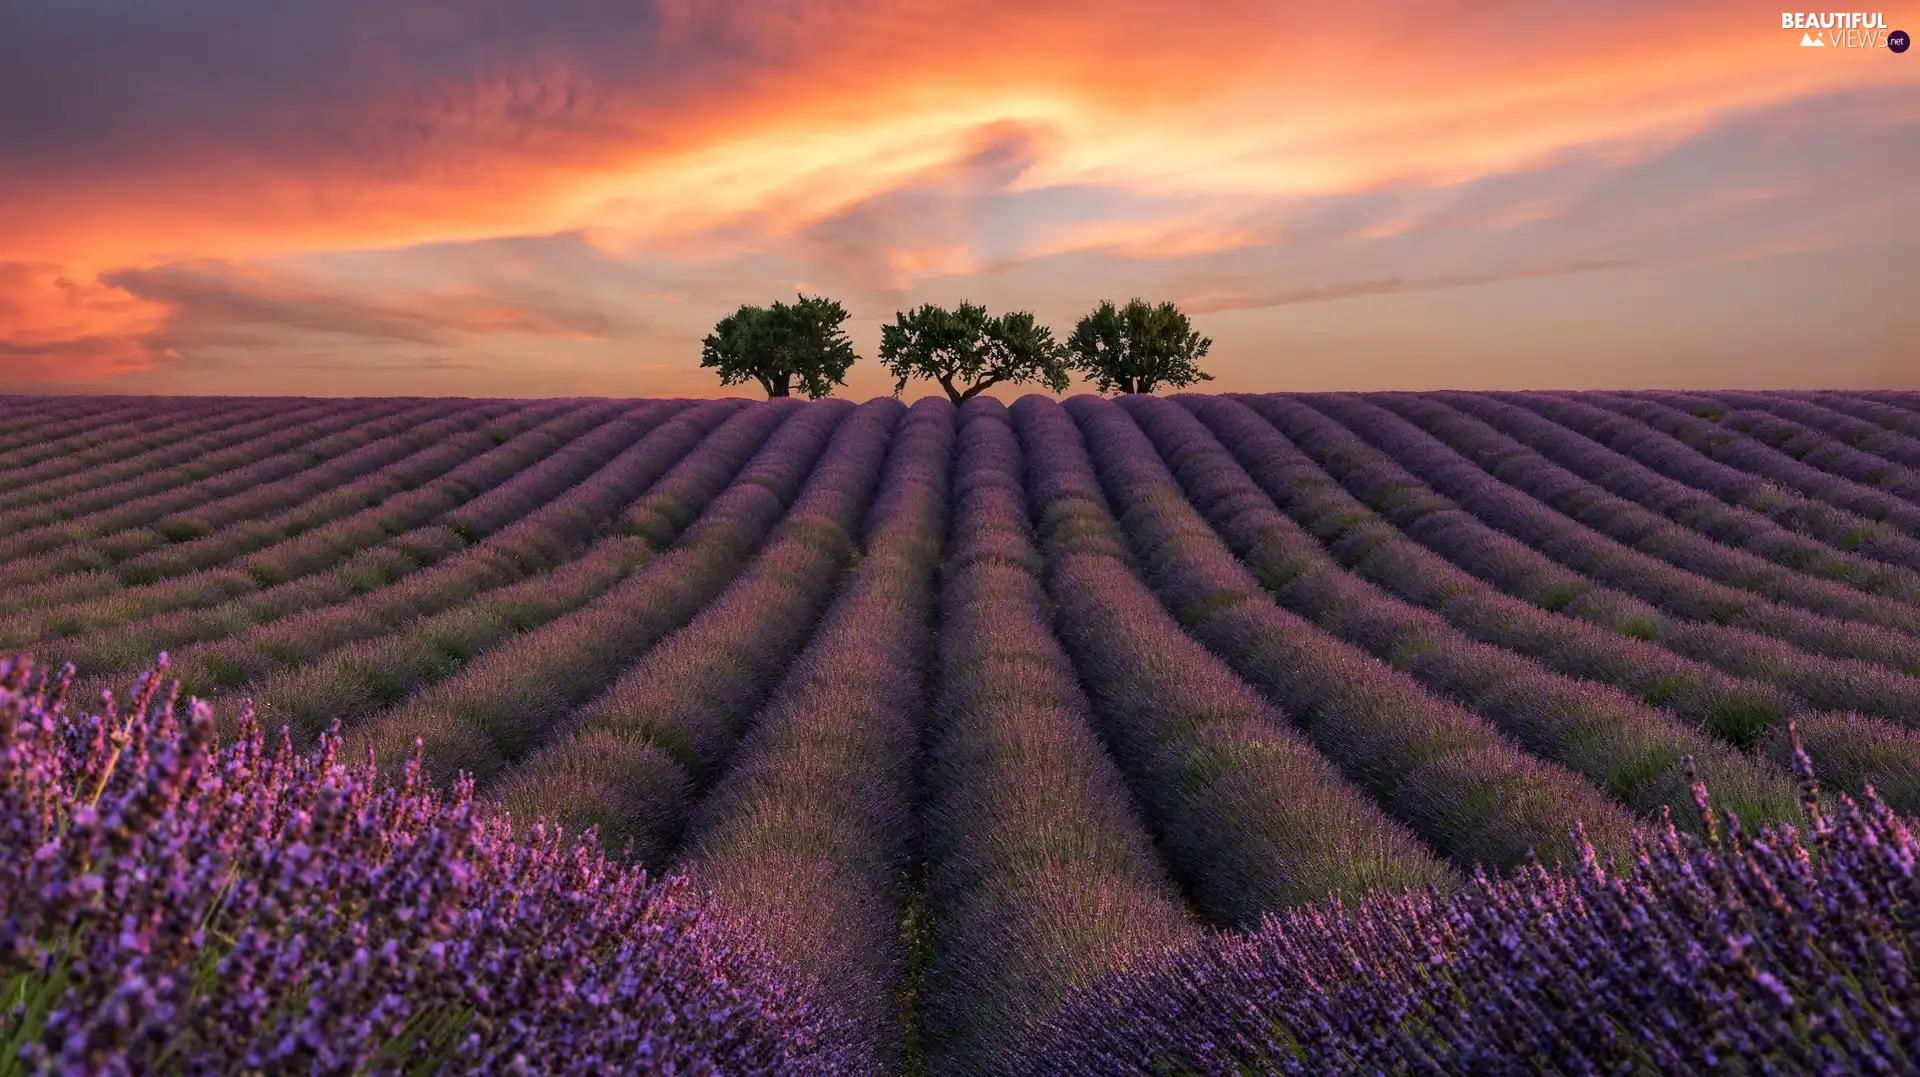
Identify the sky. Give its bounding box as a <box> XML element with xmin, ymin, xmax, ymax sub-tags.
<box><xmin>0</xmin><ymin>0</ymin><xmax>1915</xmax><ymax>399</ymax></box>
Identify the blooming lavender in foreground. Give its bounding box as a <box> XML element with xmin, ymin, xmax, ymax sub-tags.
<box><xmin>0</xmin><ymin>655</ymin><xmax>861</xmax><ymax>1076</ymax></box>
<box><xmin>1002</xmin><ymin>728</ymin><xmax>1920</xmax><ymax>1076</ymax></box>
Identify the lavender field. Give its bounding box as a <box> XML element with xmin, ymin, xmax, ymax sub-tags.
<box><xmin>6</xmin><ymin>389</ymin><xmax>1920</xmax><ymax>1074</ymax></box>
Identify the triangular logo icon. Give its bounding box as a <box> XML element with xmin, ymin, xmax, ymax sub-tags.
<box><xmin>1801</xmin><ymin>30</ymin><xmax>1825</xmax><ymax>45</ymax></box>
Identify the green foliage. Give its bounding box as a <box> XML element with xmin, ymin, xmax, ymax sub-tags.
<box><xmin>700</xmin><ymin>294</ymin><xmax>858</xmax><ymax>399</ymax></box>
<box><xmin>878</xmin><ymin>302</ymin><xmax>1071</xmax><ymax>404</ymax></box>
<box><xmin>1066</xmin><ymin>298</ymin><xmax>1213</xmax><ymax>395</ymax></box>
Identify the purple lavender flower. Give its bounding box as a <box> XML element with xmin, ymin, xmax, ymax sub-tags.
<box><xmin>1003</xmin><ymin>727</ymin><xmax>1920</xmax><ymax>1075</ymax></box>
<box><xmin>0</xmin><ymin>654</ymin><xmax>863</xmax><ymax>1075</ymax></box>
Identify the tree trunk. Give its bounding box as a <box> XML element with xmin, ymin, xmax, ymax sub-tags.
<box><xmin>955</xmin><ymin>376</ymin><xmax>998</xmax><ymax>403</ymax></box>
<box><xmin>938</xmin><ymin>375</ymin><xmax>964</xmax><ymax>405</ymax></box>
<box><xmin>767</xmin><ymin>376</ymin><xmax>791</xmax><ymax>398</ymax></box>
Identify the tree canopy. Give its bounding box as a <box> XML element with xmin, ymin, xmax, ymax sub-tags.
<box><xmin>1065</xmin><ymin>298</ymin><xmax>1213</xmax><ymax>395</ymax></box>
<box><xmin>699</xmin><ymin>294</ymin><xmax>858</xmax><ymax>399</ymax></box>
<box><xmin>877</xmin><ymin>301</ymin><xmax>1072</xmax><ymax>404</ymax></box>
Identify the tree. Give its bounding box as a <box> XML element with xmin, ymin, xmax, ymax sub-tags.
<box><xmin>1065</xmin><ymin>298</ymin><xmax>1213</xmax><ymax>395</ymax></box>
<box><xmin>700</xmin><ymin>294</ymin><xmax>858</xmax><ymax>399</ymax></box>
<box><xmin>877</xmin><ymin>301</ymin><xmax>1071</xmax><ymax>404</ymax></box>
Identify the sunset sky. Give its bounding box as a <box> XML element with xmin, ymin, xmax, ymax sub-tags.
<box><xmin>1</xmin><ymin>0</ymin><xmax>1914</xmax><ymax>399</ymax></box>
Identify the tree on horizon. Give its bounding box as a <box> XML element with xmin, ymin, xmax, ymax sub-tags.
<box><xmin>699</xmin><ymin>294</ymin><xmax>858</xmax><ymax>399</ymax></box>
<box><xmin>1066</xmin><ymin>298</ymin><xmax>1213</xmax><ymax>395</ymax></box>
<box><xmin>878</xmin><ymin>301</ymin><xmax>1072</xmax><ymax>404</ymax></box>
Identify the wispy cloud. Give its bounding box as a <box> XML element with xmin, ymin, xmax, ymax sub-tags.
<box><xmin>1180</xmin><ymin>261</ymin><xmax>1643</xmax><ymax>315</ymax></box>
<box><xmin>104</xmin><ymin>263</ymin><xmax>620</xmax><ymax>348</ymax></box>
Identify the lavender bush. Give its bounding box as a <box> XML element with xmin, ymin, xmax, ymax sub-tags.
<box><xmin>1212</xmin><ymin>396</ymin><xmax>1920</xmax><ymax>739</ymax></box>
<box><xmin>197</xmin><ymin>406</ymin><xmax>747</xmax><ymax>736</ymax></box>
<box><xmin>1858</xmin><ymin>390</ymin><xmax>1920</xmax><ymax>405</ymax></box>
<box><xmin>1720</xmin><ymin>399</ymin><xmax>1920</xmax><ymax>491</ymax></box>
<box><xmin>1293</xmin><ymin>393</ymin><xmax>1920</xmax><ymax>651</ymax></box>
<box><xmin>30</xmin><ymin>403</ymin><xmax>612</xmax><ymax>697</ymax></box>
<box><xmin>0</xmin><ymin>399</ymin><xmax>306</xmax><ymax>491</ymax></box>
<box><xmin>205</xmin><ymin>405</ymin><xmax>612</xmax><ymax>587</ymax></box>
<box><xmin>435</xmin><ymin>402</ymin><xmax>678</xmax><ymax>542</ymax></box>
<box><xmin>1713</xmin><ymin>404</ymin><xmax>1920</xmax><ymax>500</ymax></box>
<box><xmin>0</xmin><ymin>405</ymin><xmax>424</xmax><ymax>596</ymax></box>
<box><xmin>10</xmin><ymin>390</ymin><xmax>1920</xmax><ymax>1074</ymax></box>
<box><xmin>1045</xmin><ymin>552</ymin><xmax>1456</xmax><ymax>920</ymax></box>
<box><xmin>1010</xmin><ymin>398</ymin><xmax>1457</xmax><ymax>920</ymax></box>
<box><xmin>620</xmin><ymin>401</ymin><xmax>797</xmax><ymax>547</ymax></box>
<box><xmin>0</xmin><ymin>401</ymin><xmax>346</xmax><ymax>529</ymax></box>
<box><xmin>1004</xmin><ymin>734</ymin><xmax>1920</xmax><ymax>1076</ymax></box>
<box><xmin>1181</xmin><ymin>402</ymin><xmax>1920</xmax><ymax>815</ymax></box>
<box><xmin>255</xmin><ymin>537</ymin><xmax>655</xmax><ymax>742</ymax></box>
<box><xmin>149</xmin><ymin>401</ymin><xmax>487</xmax><ymax>535</ymax></box>
<box><xmin>0</xmin><ymin>656</ymin><xmax>860</xmax><ymax>1076</ymax></box>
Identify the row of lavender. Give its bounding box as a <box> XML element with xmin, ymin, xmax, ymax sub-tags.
<box><xmin>5</xmin><ymin>388</ymin><xmax>1920</xmax><ymax>1072</ymax></box>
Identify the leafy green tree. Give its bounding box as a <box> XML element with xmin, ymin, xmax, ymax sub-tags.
<box><xmin>1065</xmin><ymin>298</ymin><xmax>1213</xmax><ymax>395</ymax></box>
<box><xmin>877</xmin><ymin>301</ymin><xmax>1071</xmax><ymax>404</ymax></box>
<box><xmin>700</xmin><ymin>294</ymin><xmax>858</xmax><ymax>399</ymax></box>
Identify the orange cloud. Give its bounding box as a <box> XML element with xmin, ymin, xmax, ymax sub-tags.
<box><xmin>1</xmin><ymin>0</ymin><xmax>1914</xmax><ymax>390</ymax></box>
<box><xmin>5</xmin><ymin>0</ymin><xmax>1910</xmax><ymax>272</ymax></box>
<box><xmin>0</xmin><ymin>264</ymin><xmax>177</xmax><ymax>383</ymax></box>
